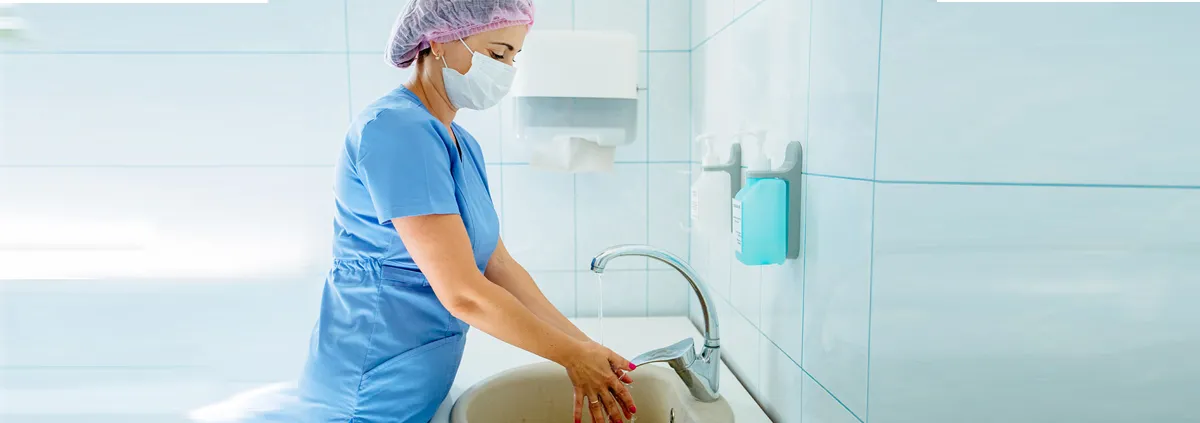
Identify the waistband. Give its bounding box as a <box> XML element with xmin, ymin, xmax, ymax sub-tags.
<box><xmin>330</xmin><ymin>259</ymin><xmax>427</xmax><ymax>285</ymax></box>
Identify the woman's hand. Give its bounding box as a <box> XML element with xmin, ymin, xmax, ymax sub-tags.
<box><xmin>563</xmin><ymin>341</ymin><xmax>638</xmax><ymax>423</ymax></box>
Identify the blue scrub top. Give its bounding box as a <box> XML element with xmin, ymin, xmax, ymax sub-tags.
<box><xmin>332</xmin><ymin>86</ymin><xmax>500</xmax><ymax>272</ymax></box>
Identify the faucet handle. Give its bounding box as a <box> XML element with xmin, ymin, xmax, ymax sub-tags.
<box><xmin>631</xmin><ymin>338</ymin><xmax>696</xmax><ymax>367</ymax></box>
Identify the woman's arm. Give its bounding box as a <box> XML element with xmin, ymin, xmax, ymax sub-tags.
<box><xmin>392</xmin><ymin>213</ymin><xmax>636</xmax><ymax>422</ymax></box>
<box><xmin>394</xmin><ymin>214</ymin><xmax>582</xmax><ymax>363</ymax></box>
<box><xmin>484</xmin><ymin>238</ymin><xmax>591</xmax><ymax>342</ymax></box>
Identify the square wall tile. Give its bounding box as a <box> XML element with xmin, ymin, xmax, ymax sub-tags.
<box><xmin>648</xmin><ymin>52</ymin><xmax>691</xmax><ymax>162</ymax></box>
<box><xmin>649</xmin><ymin>164</ymin><xmax>692</xmax><ymax>270</ymax></box>
<box><xmin>575</xmin><ymin>164</ymin><xmax>648</xmax><ymax>270</ymax></box>
<box><xmin>0</xmin><ymin>167</ymin><xmax>334</xmax><ymax>281</ymax></box>
<box><xmin>574</xmin><ymin>0</ymin><xmax>648</xmax><ymax>49</ymax></box>
<box><xmin>803</xmin><ymin>375</ymin><xmax>863</xmax><ymax>423</ymax></box>
<box><xmin>347</xmin><ymin>53</ymin><xmax>413</xmax><ymax>111</ymax></box>
<box><xmin>534</xmin><ymin>0</ymin><xmax>575</xmax><ymax>30</ymax></box>
<box><xmin>500</xmin><ymin>165</ymin><xmax>575</xmax><ymax>272</ymax></box>
<box><xmin>869</xmin><ymin>183</ymin><xmax>1200</xmax><ymax>423</ymax></box>
<box><xmin>531</xmin><ymin>271</ymin><xmax>577</xmax><ymax>318</ymax></box>
<box><xmin>647</xmin><ymin>269</ymin><xmax>690</xmax><ymax>316</ymax></box>
<box><xmin>4</xmin><ymin>1</ymin><xmax>344</xmax><ymax>52</ymax></box>
<box><xmin>801</xmin><ymin>176</ymin><xmax>872</xmax><ymax>417</ymax></box>
<box><xmin>649</xmin><ymin>0</ymin><xmax>691</xmax><ymax>51</ymax></box>
<box><xmin>761</xmin><ymin>254</ymin><xmax>804</xmax><ymax>363</ymax></box>
<box><xmin>758</xmin><ymin>340</ymin><xmax>804</xmax><ymax>423</ymax></box>
<box><xmin>729</xmin><ymin>262</ymin><xmax>762</xmax><ymax>327</ymax></box>
<box><xmin>577</xmin><ymin>269</ymin><xmax>648</xmax><ymax>318</ymax></box>
<box><xmin>760</xmin><ymin>0</ymin><xmax>812</xmax><ymax>152</ymax></box>
<box><xmin>691</xmin><ymin>0</ymin><xmax>734</xmax><ymax>49</ymax></box>
<box><xmin>875</xmin><ymin>3</ymin><xmax>1200</xmax><ymax>186</ymax></box>
<box><xmin>805</xmin><ymin>0</ymin><xmax>882</xmax><ymax>179</ymax></box>
<box><xmin>717</xmin><ymin>294</ymin><xmax>760</xmax><ymax>394</ymax></box>
<box><xmin>1</xmin><ymin>54</ymin><xmax>348</xmax><ymax>166</ymax></box>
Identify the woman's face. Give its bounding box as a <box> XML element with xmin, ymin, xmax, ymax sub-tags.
<box><xmin>436</xmin><ymin>24</ymin><xmax>529</xmax><ymax>75</ymax></box>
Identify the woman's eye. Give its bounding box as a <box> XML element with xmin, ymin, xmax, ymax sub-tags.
<box><xmin>491</xmin><ymin>52</ymin><xmax>505</xmax><ymax>60</ymax></box>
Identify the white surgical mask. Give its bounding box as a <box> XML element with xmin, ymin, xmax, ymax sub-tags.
<box><xmin>441</xmin><ymin>39</ymin><xmax>515</xmax><ymax>110</ymax></box>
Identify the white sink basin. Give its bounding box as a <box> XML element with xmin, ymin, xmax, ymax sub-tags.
<box><xmin>450</xmin><ymin>361</ymin><xmax>734</xmax><ymax>423</ymax></box>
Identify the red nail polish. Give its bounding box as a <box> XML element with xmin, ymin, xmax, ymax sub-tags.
<box><xmin>628</xmin><ymin>363</ymin><xmax>637</xmax><ymax>370</ymax></box>
<box><xmin>630</xmin><ymin>406</ymin><xmax>637</xmax><ymax>413</ymax></box>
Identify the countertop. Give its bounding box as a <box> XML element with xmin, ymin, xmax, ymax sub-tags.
<box><xmin>430</xmin><ymin>316</ymin><xmax>770</xmax><ymax>423</ymax></box>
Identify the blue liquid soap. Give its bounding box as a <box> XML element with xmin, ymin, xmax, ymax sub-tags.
<box><xmin>733</xmin><ymin>176</ymin><xmax>788</xmax><ymax>266</ymax></box>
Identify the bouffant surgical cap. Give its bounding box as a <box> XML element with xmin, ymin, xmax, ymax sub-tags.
<box><xmin>386</xmin><ymin>0</ymin><xmax>536</xmax><ymax>69</ymax></box>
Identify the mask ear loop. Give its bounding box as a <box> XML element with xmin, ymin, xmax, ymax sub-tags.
<box><xmin>441</xmin><ymin>39</ymin><xmax>475</xmax><ymax>69</ymax></box>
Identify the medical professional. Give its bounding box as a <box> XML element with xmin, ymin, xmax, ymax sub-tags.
<box><xmin>277</xmin><ymin>1</ymin><xmax>638</xmax><ymax>423</ymax></box>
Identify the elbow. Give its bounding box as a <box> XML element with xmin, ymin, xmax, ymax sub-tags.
<box><xmin>441</xmin><ymin>290</ymin><xmax>483</xmax><ymax>319</ymax></box>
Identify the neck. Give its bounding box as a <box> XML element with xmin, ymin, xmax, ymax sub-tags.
<box><xmin>405</xmin><ymin>70</ymin><xmax>457</xmax><ymax>127</ymax></box>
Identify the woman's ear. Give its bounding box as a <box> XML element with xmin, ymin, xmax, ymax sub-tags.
<box><xmin>428</xmin><ymin>41</ymin><xmax>444</xmax><ymax>61</ymax></box>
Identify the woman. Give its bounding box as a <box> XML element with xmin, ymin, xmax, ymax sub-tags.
<box><xmin>294</xmin><ymin>1</ymin><xmax>636</xmax><ymax>423</ymax></box>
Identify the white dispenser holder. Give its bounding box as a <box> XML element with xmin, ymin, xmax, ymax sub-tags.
<box><xmin>511</xmin><ymin>30</ymin><xmax>639</xmax><ymax>171</ymax></box>
<box><xmin>701</xmin><ymin>139</ymin><xmax>743</xmax><ymax>204</ymax></box>
<box><xmin>742</xmin><ymin>138</ymin><xmax>804</xmax><ymax>260</ymax></box>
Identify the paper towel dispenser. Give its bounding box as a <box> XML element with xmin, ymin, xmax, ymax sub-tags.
<box><xmin>511</xmin><ymin>30</ymin><xmax>639</xmax><ymax>171</ymax></box>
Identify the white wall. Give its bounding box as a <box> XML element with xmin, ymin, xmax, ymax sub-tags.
<box><xmin>0</xmin><ymin>0</ymin><xmax>692</xmax><ymax>418</ymax></box>
<box><xmin>688</xmin><ymin>1</ymin><xmax>1200</xmax><ymax>423</ymax></box>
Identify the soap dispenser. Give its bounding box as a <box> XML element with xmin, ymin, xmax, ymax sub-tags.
<box><xmin>690</xmin><ymin>134</ymin><xmax>732</xmax><ymax>235</ymax></box>
<box><xmin>733</xmin><ymin>130</ymin><xmax>788</xmax><ymax>265</ymax></box>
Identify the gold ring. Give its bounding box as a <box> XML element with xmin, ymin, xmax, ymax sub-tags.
<box><xmin>590</xmin><ymin>399</ymin><xmax>600</xmax><ymax>405</ymax></box>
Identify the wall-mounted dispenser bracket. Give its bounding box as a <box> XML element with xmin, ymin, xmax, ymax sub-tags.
<box><xmin>745</xmin><ymin>141</ymin><xmax>803</xmax><ymax>259</ymax></box>
<box><xmin>701</xmin><ymin>143</ymin><xmax>742</xmax><ymax>203</ymax></box>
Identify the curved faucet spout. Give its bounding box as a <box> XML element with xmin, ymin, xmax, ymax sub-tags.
<box><xmin>590</xmin><ymin>245</ymin><xmax>723</xmax><ymax>402</ymax></box>
<box><xmin>590</xmin><ymin>245</ymin><xmax>719</xmax><ymax>348</ymax></box>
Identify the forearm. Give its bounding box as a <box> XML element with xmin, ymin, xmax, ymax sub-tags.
<box><xmin>443</xmin><ymin>274</ymin><xmax>586</xmax><ymax>365</ymax></box>
<box><xmin>512</xmin><ymin>277</ymin><xmax>590</xmax><ymax>341</ymax></box>
<box><xmin>486</xmin><ymin>247</ymin><xmax>590</xmax><ymax>341</ymax></box>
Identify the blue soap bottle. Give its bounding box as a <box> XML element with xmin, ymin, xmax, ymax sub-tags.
<box><xmin>733</xmin><ymin>131</ymin><xmax>787</xmax><ymax>265</ymax></box>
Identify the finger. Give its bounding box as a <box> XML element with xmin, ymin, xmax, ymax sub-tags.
<box><xmin>600</xmin><ymin>389</ymin><xmax>625</xmax><ymax>423</ymax></box>
<box><xmin>609</xmin><ymin>352</ymin><xmax>637</xmax><ymax>374</ymax></box>
<box><xmin>609</xmin><ymin>379</ymin><xmax>637</xmax><ymax>418</ymax></box>
<box><xmin>587</xmin><ymin>393</ymin><xmax>606</xmax><ymax>423</ymax></box>
<box><xmin>618</xmin><ymin>370</ymin><xmax>634</xmax><ymax>384</ymax></box>
<box><xmin>573</xmin><ymin>388</ymin><xmax>584</xmax><ymax>423</ymax></box>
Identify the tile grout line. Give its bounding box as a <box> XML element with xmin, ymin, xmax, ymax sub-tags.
<box><xmin>570</xmin><ymin>0</ymin><xmax>578</xmax><ymax>318</ymax></box>
<box><xmin>686</xmin><ymin>0</ymin><xmax>695</xmax><ymax>320</ymax></box>
<box><xmin>799</xmin><ymin>0</ymin><xmax>816</xmax><ymax>374</ymax></box>
<box><xmin>865</xmin><ymin>1</ymin><xmax>886</xmax><ymax>421</ymax></box>
<box><xmin>645</xmin><ymin>0</ymin><xmax>652</xmax><ymax>317</ymax></box>
<box><xmin>729</xmin><ymin>286</ymin><xmax>866</xmax><ymax>423</ymax></box>
<box><xmin>342</xmin><ymin>0</ymin><xmax>353</xmax><ymax>122</ymax></box>
<box><xmin>691</xmin><ymin>0</ymin><xmax>768</xmax><ymax>51</ymax></box>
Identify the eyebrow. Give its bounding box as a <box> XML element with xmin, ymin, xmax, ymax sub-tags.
<box><xmin>490</xmin><ymin>42</ymin><xmax>518</xmax><ymax>52</ymax></box>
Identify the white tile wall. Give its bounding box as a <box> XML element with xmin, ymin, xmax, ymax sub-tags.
<box><xmin>874</xmin><ymin>2</ymin><xmax>1200</xmax><ymax>186</ymax></box>
<box><xmin>801</xmin><ymin>177</ymin><xmax>872</xmax><ymax>417</ymax></box>
<box><xmin>685</xmin><ymin>2</ymin><xmax>1200</xmax><ymax>423</ymax></box>
<box><xmin>1</xmin><ymin>54</ymin><xmax>350</xmax><ymax>166</ymax></box>
<box><xmin>1</xmin><ymin>1</ymin><xmax>694</xmax><ymax>419</ymax></box>
<box><xmin>869</xmin><ymin>184</ymin><xmax>1200</xmax><ymax>423</ymax></box>
<box><xmin>805</xmin><ymin>0</ymin><xmax>882</xmax><ymax>179</ymax></box>
<box><xmin>2</xmin><ymin>1</ymin><xmax>345</xmax><ymax>52</ymax></box>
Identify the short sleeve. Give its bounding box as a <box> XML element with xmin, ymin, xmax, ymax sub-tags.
<box><xmin>356</xmin><ymin>112</ymin><xmax>459</xmax><ymax>225</ymax></box>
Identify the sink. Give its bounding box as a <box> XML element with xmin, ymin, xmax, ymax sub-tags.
<box><xmin>450</xmin><ymin>362</ymin><xmax>734</xmax><ymax>423</ymax></box>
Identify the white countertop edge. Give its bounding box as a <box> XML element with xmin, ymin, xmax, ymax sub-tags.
<box><xmin>431</xmin><ymin>316</ymin><xmax>770</xmax><ymax>423</ymax></box>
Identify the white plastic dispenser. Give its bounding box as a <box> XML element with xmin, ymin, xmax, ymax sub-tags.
<box><xmin>511</xmin><ymin>30</ymin><xmax>639</xmax><ymax>173</ymax></box>
<box><xmin>690</xmin><ymin>134</ymin><xmax>732</xmax><ymax>235</ymax></box>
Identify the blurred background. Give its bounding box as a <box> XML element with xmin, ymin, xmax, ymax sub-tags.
<box><xmin>2</xmin><ymin>1</ymin><xmax>1199</xmax><ymax>422</ymax></box>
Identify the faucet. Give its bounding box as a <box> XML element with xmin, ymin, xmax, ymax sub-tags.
<box><xmin>590</xmin><ymin>244</ymin><xmax>721</xmax><ymax>402</ymax></box>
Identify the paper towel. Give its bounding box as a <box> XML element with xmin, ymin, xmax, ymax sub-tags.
<box><xmin>529</xmin><ymin>135</ymin><xmax>616</xmax><ymax>173</ymax></box>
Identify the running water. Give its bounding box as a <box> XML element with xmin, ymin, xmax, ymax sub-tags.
<box><xmin>596</xmin><ymin>274</ymin><xmax>605</xmax><ymax>345</ymax></box>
